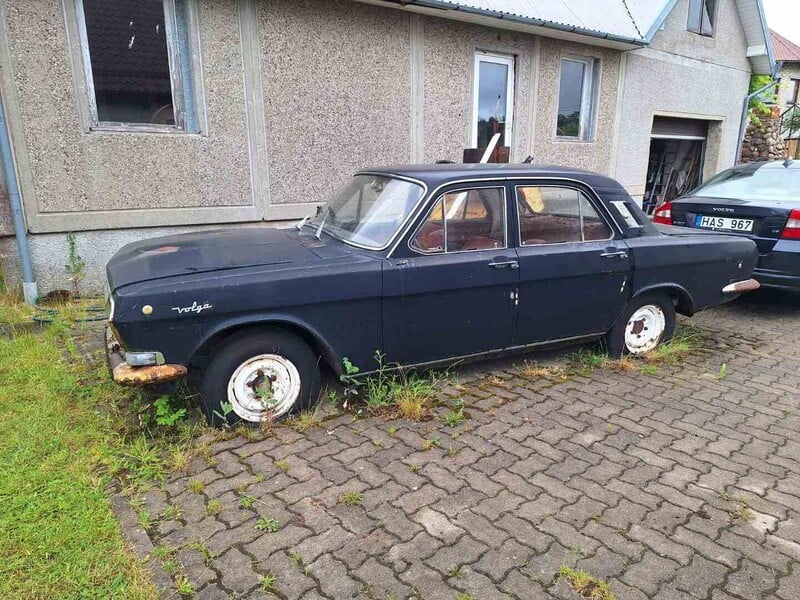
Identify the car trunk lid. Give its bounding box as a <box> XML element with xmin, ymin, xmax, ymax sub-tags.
<box><xmin>671</xmin><ymin>196</ymin><xmax>794</xmax><ymax>253</ymax></box>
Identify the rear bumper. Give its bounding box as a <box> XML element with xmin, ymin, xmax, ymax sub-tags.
<box><xmin>753</xmin><ymin>269</ymin><xmax>800</xmax><ymax>292</ymax></box>
<box><xmin>721</xmin><ymin>278</ymin><xmax>760</xmax><ymax>293</ymax></box>
<box><xmin>106</xmin><ymin>327</ymin><xmax>187</xmax><ymax>386</ymax></box>
<box><xmin>754</xmin><ymin>242</ymin><xmax>800</xmax><ymax>291</ymax></box>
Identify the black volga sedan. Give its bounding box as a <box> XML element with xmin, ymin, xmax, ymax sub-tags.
<box><xmin>105</xmin><ymin>164</ymin><xmax>759</xmax><ymax>426</ymax></box>
<box><xmin>654</xmin><ymin>160</ymin><xmax>800</xmax><ymax>291</ymax></box>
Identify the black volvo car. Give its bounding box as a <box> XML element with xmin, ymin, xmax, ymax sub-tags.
<box><xmin>105</xmin><ymin>164</ymin><xmax>759</xmax><ymax>426</ymax></box>
<box><xmin>654</xmin><ymin>160</ymin><xmax>800</xmax><ymax>291</ymax></box>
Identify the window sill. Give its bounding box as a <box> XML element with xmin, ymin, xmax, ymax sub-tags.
<box><xmin>555</xmin><ymin>136</ymin><xmax>595</xmax><ymax>144</ymax></box>
<box><xmin>88</xmin><ymin>122</ymin><xmax>198</xmax><ymax>135</ymax></box>
<box><xmin>686</xmin><ymin>30</ymin><xmax>714</xmax><ymax>38</ymax></box>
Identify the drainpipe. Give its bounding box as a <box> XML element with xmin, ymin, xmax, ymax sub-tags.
<box><xmin>0</xmin><ymin>96</ymin><xmax>37</xmax><ymax>304</ymax></box>
<box><xmin>736</xmin><ymin>76</ymin><xmax>780</xmax><ymax>165</ymax></box>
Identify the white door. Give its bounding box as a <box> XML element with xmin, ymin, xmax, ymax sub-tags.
<box><xmin>472</xmin><ymin>52</ymin><xmax>515</xmax><ymax>151</ymax></box>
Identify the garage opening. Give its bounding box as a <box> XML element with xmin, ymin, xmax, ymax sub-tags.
<box><xmin>643</xmin><ymin>117</ymin><xmax>708</xmax><ymax>215</ymax></box>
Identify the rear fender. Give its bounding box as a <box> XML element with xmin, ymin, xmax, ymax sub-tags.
<box><xmin>632</xmin><ymin>284</ymin><xmax>695</xmax><ymax>316</ymax></box>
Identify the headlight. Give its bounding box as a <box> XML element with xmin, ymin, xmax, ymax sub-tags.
<box><xmin>107</xmin><ymin>295</ymin><xmax>115</xmax><ymax>322</ymax></box>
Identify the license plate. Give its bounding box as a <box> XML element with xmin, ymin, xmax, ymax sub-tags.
<box><xmin>695</xmin><ymin>215</ymin><xmax>754</xmax><ymax>232</ymax></box>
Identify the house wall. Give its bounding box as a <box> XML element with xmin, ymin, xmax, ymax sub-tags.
<box><xmin>612</xmin><ymin>0</ymin><xmax>752</xmax><ymax>202</ymax></box>
<box><xmin>777</xmin><ymin>62</ymin><xmax>800</xmax><ymax>107</ymax></box>
<box><xmin>0</xmin><ymin>0</ymin><xmax>632</xmax><ymax>293</ymax></box>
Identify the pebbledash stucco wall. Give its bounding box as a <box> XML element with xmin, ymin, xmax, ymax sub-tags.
<box><xmin>612</xmin><ymin>0</ymin><xmax>752</xmax><ymax>201</ymax></box>
<box><xmin>0</xmin><ymin>0</ymin><xmax>628</xmax><ymax>293</ymax></box>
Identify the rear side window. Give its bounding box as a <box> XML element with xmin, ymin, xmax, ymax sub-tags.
<box><xmin>411</xmin><ymin>187</ymin><xmax>506</xmax><ymax>253</ymax></box>
<box><xmin>517</xmin><ymin>186</ymin><xmax>612</xmax><ymax>245</ymax></box>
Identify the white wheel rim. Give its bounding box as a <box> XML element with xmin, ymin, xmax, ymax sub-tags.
<box><xmin>227</xmin><ymin>354</ymin><xmax>301</xmax><ymax>422</ymax></box>
<box><xmin>624</xmin><ymin>305</ymin><xmax>666</xmax><ymax>355</ymax></box>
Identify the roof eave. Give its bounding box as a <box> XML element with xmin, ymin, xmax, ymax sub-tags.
<box><xmin>354</xmin><ymin>0</ymin><xmax>647</xmax><ymax>50</ymax></box>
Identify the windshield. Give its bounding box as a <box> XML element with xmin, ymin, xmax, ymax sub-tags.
<box><xmin>309</xmin><ymin>174</ymin><xmax>425</xmax><ymax>249</ymax></box>
<box><xmin>693</xmin><ymin>164</ymin><xmax>800</xmax><ymax>202</ymax></box>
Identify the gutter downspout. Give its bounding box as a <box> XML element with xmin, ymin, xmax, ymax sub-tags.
<box><xmin>735</xmin><ymin>75</ymin><xmax>780</xmax><ymax>165</ymax></box>
<box><xmin>0</xmin><ymin>96</ymin><xmax>37</xmax><ymax>304</ymax></box>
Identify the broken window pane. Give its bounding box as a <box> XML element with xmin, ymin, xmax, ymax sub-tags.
<box><xmin>82</xmin><ymin>0</ymin><xmax>175</xmax><ymax>125</ymax></box>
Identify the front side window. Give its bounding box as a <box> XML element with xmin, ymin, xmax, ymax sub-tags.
<box><xmin>472</xmin><ymin>53</ymin><xmax>515</xmax><ymax>150</ymax></box>
<box><xmin>688</xmin><ymin>0</ymin><xmax>716</xmax><ymax>36</ymax></box>
<box><xmin>556</xmin><ymin>57</ymin><xmax>598</xmax><ymax>140</ymax></box>
<box><xmin>310</xmin><ymin>175</ymin><xmax>425</xmax><ymax>249</ymax></box>
<box><xmin>412</xmin><ymin>188</ymin><xmax>506</xmax><ymax>253</ymax></box>
<box><xmin>77</xmin><ymin>0</ymin><xmax>194</xmax><ymax>130</ymax></box>
<box><xmin>517</xmin><ymin>186</ymin><xmax>611</xmax><ymax>245</ymax></box>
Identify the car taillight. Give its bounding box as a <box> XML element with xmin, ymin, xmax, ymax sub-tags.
<box><xmin>653</xmin><ymin>202</ymin><xmax>672</xmax><ymax>225</ymax></box>
<box><xmin>781</xmin><ymin>209</ymin><xmax>800</xmax><ymax>239</ymax></box>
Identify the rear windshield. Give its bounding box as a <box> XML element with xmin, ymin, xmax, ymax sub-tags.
<box><xmin>693</xmin><ymin>164</ymin><xmax>800</xmax><ymax>202</ymax></box>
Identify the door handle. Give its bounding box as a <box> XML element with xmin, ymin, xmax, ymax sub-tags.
<box><xmin>488</xmin><ymin>260</ymin><xmax>519</xmax><ymax>269</ymax></box>
<box><xmin>600</xmin><ymin>250</ymin><xmax>628</xmax><ymax>259</ymax></box>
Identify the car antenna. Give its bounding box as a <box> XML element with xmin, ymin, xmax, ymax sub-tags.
<box><xmin>522</xmin><ymin>155</ymin><xmax>534</xmax><ymax>164</ymax></box>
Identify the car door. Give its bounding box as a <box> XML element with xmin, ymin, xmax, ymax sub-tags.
<box><xmin>382</xmin><ymin>184</ymin><xmax>518</xmax><ymax>366</ymax></box>
<box><xmin>513</xmin><ymin>181</ymin><xmax>632</xmax><ymax>346</ymax></box>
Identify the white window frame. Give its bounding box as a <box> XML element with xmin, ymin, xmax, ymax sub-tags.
<box><xmin>74</xmin><ymin>0</ymin><xmax>189</xmax><ymax>133</ymax></box>
<box><xmin>556</xmin><ymin>56</ymin><xmax>598</xmax><ymax>142</ymax></box>
<box><xmin>471</xmin><ymin>52</ymin><xmax>515</xmax><ymax>150</ymax></box>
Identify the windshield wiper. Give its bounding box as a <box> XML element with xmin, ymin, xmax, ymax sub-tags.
<box><xmin>314</xmin><ymin>207</ymin><xmax>336</xmax><ymax>240</ymax></box>
<box><xmin>295</xmin><ymin>215</ymin><xmax>309</xmax><ymax>230</ymax></box>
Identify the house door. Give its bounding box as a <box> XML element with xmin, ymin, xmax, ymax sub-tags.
<box><xmin>472</xmin><ymin>52</ymin><xmax>515</xmax><ymax>152</ymax></box>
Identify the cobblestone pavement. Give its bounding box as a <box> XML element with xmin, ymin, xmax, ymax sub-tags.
<box><xmin>132</xmin><ymin>290</ymin><xmax>800</xmax><ymax>600</ymax></box>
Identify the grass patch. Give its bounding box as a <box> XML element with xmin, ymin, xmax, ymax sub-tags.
<box><xmin>287</xmin><ymin>409</ymin><xmax>321</xmax><ymax>432</ymax></box>
<box><xmin>339</xmin><ymin>490</ymin><xmax>363</xmax><ymax>506</ymax></box>
<box><xmin>558</xmin><ymin>565</ymin><xmax>616</xmax><ymax>600</ymax></box>
<box><xmin>0</xmin><ymin>324</ymin><xmax>157</xmax><ymax>599</ymax></box>
<box><xmin>340</xmin><ymin>352</ymin><xmax>441</xmax><ymax>421</ymax></box>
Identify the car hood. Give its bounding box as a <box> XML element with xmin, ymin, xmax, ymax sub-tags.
<box><xmin>107</xmin><ymin>227</ymin><xmax>326</xmax><ymax>290</ymax></box>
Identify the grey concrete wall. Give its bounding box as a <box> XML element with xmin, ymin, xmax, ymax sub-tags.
<box><xmin>421</xmin><ymin>17</ymin><xmax>536</xmax><ymax>163</ymax></box>
<box><xmin>258</xmin><ymin>0</ymin><xmax>413</xmax><ymax>206</ymax></box>
<box><xmin>1</xmin><ymin>0</ymin><xmax>257</xmax><ymax>233</ymax></box>
<box><xmin>0</xmin><ymin>221</ymin><xmax>295</xmax><ymax>294</ymax></box>
<box><xmin>648</xmin><ymin>0</ymin><xmax>751</xmax><ymax>72</ymax></box>
<box><xmin>613</xmin><ymin>0</ymin><xmax>752</xmax><ymax>200</ymax></box>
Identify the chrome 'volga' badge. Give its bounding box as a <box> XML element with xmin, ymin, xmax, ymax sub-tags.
<box><xmin>172</xmin><ymin>301</ymin><xmax>212</xmax><ymax>315</ymax></box>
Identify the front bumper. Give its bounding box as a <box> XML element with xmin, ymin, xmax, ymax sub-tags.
<box><xmin>106</xmin><ymin>327</ymin><xmax>187</xmax><ymax>386</ymax></box>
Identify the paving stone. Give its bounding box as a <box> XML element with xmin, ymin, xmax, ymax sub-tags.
<box><xmin>353</xmin><ymin>557</ymin><xmax>413</xmax><ymax>600</ymax></box>
<box><xmin>124</xmin><ymin>302</ymin><xmax>800</xmax><ymax>600</ymax></box>
<box><xmin>310</xmin><ymin>553</ymin><xmax>362</xmax><ymax>599</ymax></box>
<box><xmin>214</xmin><ymin>547</ymin><xmax>260</xmax><ymax>593</ymax></box>
<box><xmin>620</xmin><ymin>552</ymin><xmax>680</xmax><ymax>596</ymax></box>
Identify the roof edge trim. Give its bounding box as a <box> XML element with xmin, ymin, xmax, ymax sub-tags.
<box><xmin>375</xmin><ymin>0</ymin><xmax>648</xmax><ymax>47</ymax></box>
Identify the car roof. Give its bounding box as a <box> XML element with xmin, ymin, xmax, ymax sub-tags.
<box><xmin>357</xmin><ymin>163</ymin><xmax>628</xmax><ymax>193</ymax></box>
<box><xmin>722</xmin><ymin>160</ymin><xmax>799</xmax><ymax>173</ymax></box>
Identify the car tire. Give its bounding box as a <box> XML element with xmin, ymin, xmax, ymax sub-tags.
<box><xmin>603</xmin><ymin>293</ymin><xmax>676</xmax><ymax>358</ymax></box>
<box><xmin>198</xmin><ymin>328</ymin><xmax>322</xmax><ymax>427</ymax></box>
